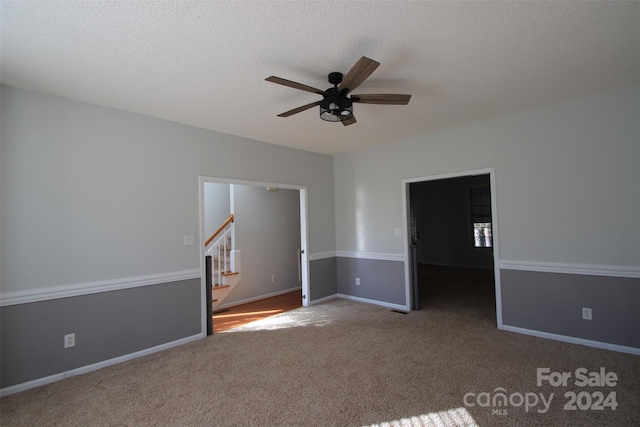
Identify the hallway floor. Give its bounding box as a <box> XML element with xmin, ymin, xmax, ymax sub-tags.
<box><xmin>213</xmin><ymin>289</ymin><xmax>302</xmax><ymax>333</ymax></box>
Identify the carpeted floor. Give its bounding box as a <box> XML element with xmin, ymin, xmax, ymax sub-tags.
<box><xmin>1</xmin><ymin>268</ymin><xmax>638</xmax><ymax>426</ymax></box>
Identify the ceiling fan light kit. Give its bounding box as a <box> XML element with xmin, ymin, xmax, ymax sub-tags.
<box><xmin>266</xmin><ymin>57</ymin><xmax>411</xmax><ymax>126</ymax></box>
<box><xmin>319</xmin><ymin>73</ymin><xmax>354</xmax><ymax>122</ymax></box>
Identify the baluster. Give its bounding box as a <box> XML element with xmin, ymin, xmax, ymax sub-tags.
<box><xmin>217</xmin><ymin>245</ymin><xmax>222</xmax><ymax>287</ymax></box>
<box><xmin>224</xmin><ymin>229</ymin><xmax>228</xmax><ymax>272</ymax></box>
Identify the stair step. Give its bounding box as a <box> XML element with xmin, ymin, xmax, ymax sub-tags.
<box><xmin>213</xmin><ymin>284</ymin><xmax>231</xmax><ymax>290</ymax></box>
<box><xmin>221</xmin><ymin>272</ymin><xmax>239</xmax><ymax>277</ymax></box>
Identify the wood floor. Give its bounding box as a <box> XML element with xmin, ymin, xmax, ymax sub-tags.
<box><xmin>213</xmin><ymin>289</ymin><xmax>302</xmax><ymax>333</ymax></box>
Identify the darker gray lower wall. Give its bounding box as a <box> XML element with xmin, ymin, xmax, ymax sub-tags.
<box><xmin>309</xmin><ymin>257</ymin><xmax>337</xmax><ymax>301</ymax></box>
<box><xmin>0</xmin><ymin>278</ymin><xmax>201</xmax><ymax>389</ymax></box>
<box><xmin>501</xmin><ymin>270</ymin><xmax>640</xmax><ymax>348</ymax></box>
<box><xmin>337</xmin><ymin>257</ymin><xmax>405</xmax><ymax>306</ymax></box>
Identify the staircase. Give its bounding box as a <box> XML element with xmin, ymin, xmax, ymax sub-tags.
<box><xmin>205</xmin><ymin>214</ymin><xmax>241</xmax><ymax>313</ymax></box>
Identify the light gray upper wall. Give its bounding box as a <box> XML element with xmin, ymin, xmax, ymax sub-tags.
<box><xmin>204</xmin><ymin>183</ymin><xmax>230</xmax><ymax>238</ymax></box>
<box><xmin>0</xmin><ymin>85</ymin><xmax>335</xmax><ymax>293</ymax></box>
<box><xmin>228</xmin><ymin>185</ymin><xmax>301</xmax><ymax>304</ymax></box>
<box><xmin>334</xmin><ymin>85</ymin><xmax>640</xmax><ymax>267</ymax></box>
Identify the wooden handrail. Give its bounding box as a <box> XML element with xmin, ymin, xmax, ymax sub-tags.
<box><xmin>205</xmin><ymin>213</ymin><xmax>234</xmax><ymax>247</ymax></box>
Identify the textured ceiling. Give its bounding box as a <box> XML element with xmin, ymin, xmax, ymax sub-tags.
<box><xmin>1</xmin><ymin>1</ymin><xmax>639</xmax><ymax>155</ymax></box>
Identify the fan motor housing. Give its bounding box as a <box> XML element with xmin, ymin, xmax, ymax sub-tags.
<box><xmin>319</xmin><ymin>87</ymin><xmax>353</xmax><ymax>121</ymax></box>
<box><xmin>328</xmin><ymin>72</ymin><xmax>343</xmax><ymax>86</ymax></box>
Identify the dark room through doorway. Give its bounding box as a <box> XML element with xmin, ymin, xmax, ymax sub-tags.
<box><xmin>408</xmin><ymin>173</ymin><xmax>496</xmax><ymax>324</ymax></box>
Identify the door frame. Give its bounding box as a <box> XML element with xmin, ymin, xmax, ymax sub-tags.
<box><xmin>401</xmin><ymin>167</ymin><xmax>503</xmax><ymax>329</ymax></box>
<box><xmin>198</xmin><ymin>176</ymin><xmax>310</xmax><ymax>336</ymax></box>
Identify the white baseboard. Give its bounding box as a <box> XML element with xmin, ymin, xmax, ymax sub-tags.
<box><xmin>0</xmin><ymin>333</ymin><xmax>203</xmax><ymax>397</ymax></box>
<box><xmin>337</xmin><ymin>293</ymin><xmax>409</xmax><ymax>311</ymax></box>
<box><xmin>216</xmin><ymin>286</ymin><xmax>302</xmax><ymax>310</ymax></box>
<box><xmin>502</xmin><ymin>325</ymin><xmax>640</xmax><ymax>355</ymax></box>
<box><xmin>309</xmin><ymin>294</ymin><xmax>338</xmax><ymax>305</ymax></box>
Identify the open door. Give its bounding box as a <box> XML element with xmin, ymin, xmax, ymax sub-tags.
<box><xmin>409</xmin><ymin>192</ymin><xmax>420</xmax><ymax>310</ymax></box>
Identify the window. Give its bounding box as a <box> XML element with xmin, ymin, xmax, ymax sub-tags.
<box><xmin>469</xmin><ymin>187</ymin><xmax>492</xmax><ymax>248</ymax></box>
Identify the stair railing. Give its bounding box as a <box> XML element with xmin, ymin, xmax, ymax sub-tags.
<box><xmin>205</xmin><ymin>214</ymin><xmax>234</xmax><ymax>287</ymax></box>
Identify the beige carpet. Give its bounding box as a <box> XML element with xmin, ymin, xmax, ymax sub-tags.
<box><xmin>1</xmin><ymin>286</ymin><xmax>639</xmax><ymax>426</ymax></box>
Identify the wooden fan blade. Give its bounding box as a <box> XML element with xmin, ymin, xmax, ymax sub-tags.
<box><xmin>341</xmin><ymin>115</ymin><xmax>357</xmax><ymax>126</ymax></box>
<box><xmin>266</xmin><ymin>76</ymin><xmax>325</xmax><ymax>95</ymax></box>
<box><xmin>338</xmin><ymin>57</ymin><xmax>380</xmax><ymax>94</ymax></box>
<box><xmin>277</xmin><ymin>101</ymin><xmax>321</xmax><ymax>117</ymax></box>
<box><xmin>351</xmin><ymin>94</ymin><xmax>411</xmax><ymax>105</ymax></box>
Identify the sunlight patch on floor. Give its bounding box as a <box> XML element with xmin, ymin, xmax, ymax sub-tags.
<box><xmin>363</xmin><ymin>407</ymin><xmax>478</xmax><ymax>427</ymax></box>
<box><xmin>221</xmin><ymin>309</ymin><xmax>333</xmax><ymax>332</ymax></box>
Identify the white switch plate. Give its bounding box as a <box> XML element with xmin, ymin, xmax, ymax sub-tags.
<box><xmin>184</xmin><ymin>235</ymin><xmax>195</xmax><ymax>246</ymax></box>
<box><xmin>582</xmin><ymin>307</ymin><xmax>592</xmax><ymax>320</ymax></box>
<box><xmin>394</xmin><ymin>227</ymin><xmax>402</xmax><ymax>236</ymax></box>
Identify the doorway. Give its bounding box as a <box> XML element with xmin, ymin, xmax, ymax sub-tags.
<box><xmin>402</xmin><ymin>168</ymin><xmax>503</xmax><ymax>328</ymax></box>
<box><xmin>199</xmin><ymin>177</ymin><xmax>310</xmax><ymax>336</ymax></box>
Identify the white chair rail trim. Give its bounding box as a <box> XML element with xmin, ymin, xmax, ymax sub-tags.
<box><xmin>499</xmin><ymin>260</ymin><xmax>640</xmax><ymax>278</ymax></box>
<box><xmin>310</xmin><ymin>251</ymin><xmax>404</xmax><ymax>262</ymax></box>
<box><xmin>335</xmin><ymin>251</ymin><xmax>404</xmax><ymax>262</ymax></box>
<box><xmin>0</xmin><ymin>269</ymin><xmax>201</xmax><ymax>307</ymax></box>
<box><xmin>308</xmin><ymin>251</ymin><xmax>337</xmax><ymax>261</ymax></box>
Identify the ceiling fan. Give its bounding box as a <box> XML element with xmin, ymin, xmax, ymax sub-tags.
<box><xmin>266</xmin><ymin>56</ymin><xmax>411</xmax><ymax>126</ymax></box>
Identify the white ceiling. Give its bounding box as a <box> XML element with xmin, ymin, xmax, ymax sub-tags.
<box><xmin>1</xmin><ymin>1</ymin><xmax>639</xmax><ymax>155</ymax></box>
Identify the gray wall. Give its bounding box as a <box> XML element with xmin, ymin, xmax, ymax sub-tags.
<box><xmin>1</xmin><ymin>82</ymin><xmax>638</xmax><ymax>391</ymax></box>
<box><xmin>333</xmin><ymin>85</ymin><xmax>639</xmax><ymax>348</ymax></box>
<box><xmin>334</xmin><ymin>85</ymin><xmax>639</xmax><ymax>266</ymax></box>
<box><xmin>1</xmin><ymin>279</ymin><xmax>200</xmax><ymax>388</ymax></box>
<box><xmin>227</xmin><ymin>185</ymin><xmax>301</xmax><ymax>304</ymax></box>
<box><xmin>204</xmin><ymin>183</ymin><xmax>231</xmax><ymax>238</ymax></box>
<box><xmin>411</xmin><ymin>174</ymin><xmax>493</xmax><ymax>268</ymax></box>
<box><xmin>501</xmin><ymin>270</ymin><xmax>640</xmax><ymax>348</ymax></box>
<box><xmin>309</xmin><ymin>257</ymin><xmax>337</xmax><ymax>301</ymax></box>
<box><xmin>1</xmin><ymin>85</ymin><xmax>335</xmax><ymax>295</ymax></box>
<box><xmin>0</xmin><ymin>86</ymin><xmax>335</xmax><ymax>391</ymax></box>
<box><xmin>337</xmin><ymin>258</ymin><xmax>405</xmax><ymax>306</ymax></box>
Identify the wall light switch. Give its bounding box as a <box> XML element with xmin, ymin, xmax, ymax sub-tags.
<box><xmin>184</xmin><ymin>235</ymin><xmax>195</xmax><ymax>246</ymax></box>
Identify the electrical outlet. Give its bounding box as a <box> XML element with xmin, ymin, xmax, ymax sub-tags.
<box><xmin>183</xmin><ymin>235</ymin><xmax>195</xmax><ymax>246</ymax></box>
<box><xmin>355</xmin><ymin>277</ymin><xmax>360</xmax><ymax>286</ymax></box>
<box><xmin>582</xmin><ymin>307</ymin><xmax>592</xmax><ymax>320</ymax></box>
<box><xmin>64</xmin><ymin>333</ymin><xmax>75</xmax><ymax>348</ymax></box>
<box><xmin>272</xmin><ymin>275</ymin><xmax>276</xmax><ymax>282</ymax></box>
<box><xmin>394</xmin><ymin>227</ymin><xmax>402</xmax><ymax>236</ymax></box>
